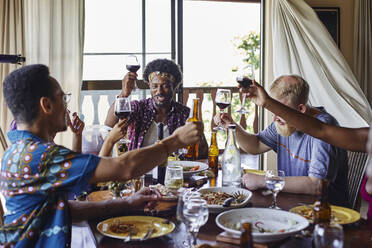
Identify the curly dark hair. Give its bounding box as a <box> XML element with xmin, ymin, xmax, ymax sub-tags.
<box><xmin>3</xmin><ymin>64</ymin><xmax>56</xmax><ymax>125</ymax></box>
<box><xmin>143</xmin><ymin>59</ymin><xmax>182</xmax><ymax>86</ymax></box>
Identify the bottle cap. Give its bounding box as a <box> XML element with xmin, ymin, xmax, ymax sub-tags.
<box><xmin>228</xmin><ymin>124</ymin><xmax>236</xmax><ymax>129</ymax></box>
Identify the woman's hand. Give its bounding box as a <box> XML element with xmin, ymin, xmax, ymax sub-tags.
<box><xmin>107</xmin><ymin>119</ymin><xmax>129</xmax><ymax>144</ymax></box>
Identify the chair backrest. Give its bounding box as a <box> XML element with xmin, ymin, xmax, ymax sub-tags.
<box><xmin>347</xmin><ymin>151</ymin><xmax>369</xmax><ymax>210</ymax></box>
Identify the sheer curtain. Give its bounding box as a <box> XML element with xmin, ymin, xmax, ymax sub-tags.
<box><xmin>354</xmin><ymin>0</ymin><xmax>372</xmax><ymax>106</ymax></box>
<box><xmin>0</xmin><ymin>0</ymin><xmax>25</xmax><ymax>157</ymax></box>
<box><xmin>23</xmin><ymin>0</ymin><xmax>85</xmax><ymax>147</ymax></box>
<box><xmin>271</xmin><ymin>0</ymin><xmax>371</xmax><ymax>128</ymax></box>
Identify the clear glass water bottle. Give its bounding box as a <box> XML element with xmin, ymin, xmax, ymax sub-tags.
<box><xmin>222</xmin><ymin>124</ymin><xmax>241</xmax><ymax>187</ymax></box>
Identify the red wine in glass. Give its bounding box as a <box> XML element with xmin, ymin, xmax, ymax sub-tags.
<box><xmin>115</xmin><ymin>110</ymin><xmax>131</xmax><ymax>119</ymax></box>
<box><xmin>236</xmin><ymin>76</ymin><xmax>253</xmax><ymax>88</ymax></box>
<box><xmin>126</xmin><ymin>65</ymin><xmax>140</xmax><ymax>73</ymax></box>
<box><xmin>216</xmin><ymin>102</ymin><xmax>231</xmax><ymax>110</ymax></box>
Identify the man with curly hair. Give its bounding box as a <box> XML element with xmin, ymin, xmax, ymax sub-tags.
<box><xmin>105</xmin><ymin>58</ymin><xmax>208</xmax><ymax>158</ymax></box>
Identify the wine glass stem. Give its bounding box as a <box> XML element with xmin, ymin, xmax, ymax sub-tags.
<box><xmin>191</xmin><ymin>231</ymin><xmax>198</xmax><ymax>246</ymax></box>
<box><xmin>240</xmin><ymin>94</ymin><xmax>246</xmax><ymax>109</ymax></box>
<box><xmin>272</xmin><ymin>191</ymin><xmax>278</xmax><ymax>208</ymax></box>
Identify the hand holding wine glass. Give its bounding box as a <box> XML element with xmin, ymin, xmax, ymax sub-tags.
<box><xmin>114</xmin><ymin>96</ymin><xmax>132</xmax><ymax>144</ymax></box>
<box><xmin>236</xmin><ymin>64</ymin><xmax>255</xmax><ymax>114</ymax></box>
<box><xmin>214</xmin><ymin>89</ymin><xmax>231</xmax><ymax>131</ymax></box>
<box><xmin>123</xmin><ymin>55</ymin><xmax>141</xmax><ymax>94</ymax></box>
<box><xmin>265</xmin><ymin>170</ymin><xmax>285</xmax><ymax>209</ymax></box>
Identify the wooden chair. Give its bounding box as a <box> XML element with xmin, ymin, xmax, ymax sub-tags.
<box><xmin>0</xmin><ymin>127</ymin><xmax>7</xmax><ymax>151</ymax></box>
<box><xmin>347</xmin><ymin>151</ymin><xmax>369</xmax><ymax>210</ymax></box>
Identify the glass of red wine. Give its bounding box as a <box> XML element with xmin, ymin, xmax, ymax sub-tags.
<box><xmin>214</xmin><ymin>89</ymin><xmax>231</xmax><ymax>131</ymax></box>
<box><xmin>125</xmin><ymin>55</ymin><xmax>141</xmax><ymax>89</ymax></box>
<box><xmin>114</xmin><ymin>96</ymin><xmax>131</xmax><ymax>144</ymax></box>
<box><xmin>236</xmin><ymin>64</ymin><xmax>255</xmax><ymax>114</ymax></box>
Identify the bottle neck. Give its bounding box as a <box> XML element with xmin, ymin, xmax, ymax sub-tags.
<box><xmin>188</xmin><ymin>98</ymin><xmax>199</xmax><ymax>121</ymax></box>
<box><xmin>317</xmin><ymin>180</ymin><xmax>329</xmax><ymax>202</ymax></box>
<box><xmin>226</xmin><ymin>128</ymin><xmax>237</xmax><ymax>147</ymax></box>
<box><xmin>211</xmin><ymin>132</ymin><xmax>217</xmax><ymax>147</ymax></box>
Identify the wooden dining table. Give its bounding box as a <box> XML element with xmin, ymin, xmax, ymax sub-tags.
<box><xmin>89</xmin><ymin>172</ymin><xmax>372</xmax><ymax>248</ymax></box>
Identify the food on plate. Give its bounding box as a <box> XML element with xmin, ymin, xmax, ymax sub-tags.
<box><xmin>201</xmin><ymin>191</ymin><xmax>246</xmax><ymax>206</ymax></box>
<box><xmin>150</xmin><ymin>184</ymin><xmax>177</xmax><ymax>200</ymax></box>
<box><xmin>109</xmin><ymin>221</ymin><xmax>138</xmax><ymax>234</ymax></box>
<box><xmin>182</xmin><ymin>165</ymin><xmax>200</xmax><ymax>172</ymax></box>
<box><xmin>297</xmin><ymin>208</ymin><xmax>340</xmax><ymax>223</ymax></box>
<box><xmin>222</xmin><ymin>220</ymin><xmax>296</xmax><ymax>234</ymax></box>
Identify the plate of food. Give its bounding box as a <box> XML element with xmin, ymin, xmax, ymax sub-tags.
<box><xmin>97</xmin><ymin>216</ymin><xmax>175</xmax><ymax>241</ymax></box>
<box><xmin>289</xmin><ymin>205</ymin><xmax>360</xmax><ymax>225</ymax></box>
<box><xmin>168</xmin><ymin>161</ymin><xmax>208</xmax><ymax>177</ymax></box>
<box><xmin>149</xmin><ymin>184</ymin><xmax>178</xmax><ymax>201</ymax></box>
<box><xmin>216</xmin><ymin>208</ymin><xmax>309</xmax><ymax>243</ymax></box>
<box><xmin>198</xmin><ymin>187</ymin><xmax>252</xmax><ymax>213</ymax></box>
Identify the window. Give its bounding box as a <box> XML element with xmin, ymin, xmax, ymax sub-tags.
<box><xmin>183</xmin><ymin>1</ymin><xmax>260</xmax><ymax>87</ymax></box>
<box><xmin>83</xmin><ymin>0</ymin><xmax>172</xmax><ymax>81</ymax></box>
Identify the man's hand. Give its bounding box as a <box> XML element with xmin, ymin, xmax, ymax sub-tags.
<box><xmin>242</xmin><ymin>173</ymin><xmax>266</xmax><ymax>191</ymax></box>
<box><xmin>171</xmin><ymin>121</ymin><xmax>204</xmax><ymax>148</ymax></box>
<box><xmin>213</xmin><ymin>113</ymin><xmax>235</xmax><ymax>129</ymax></box>
<box><xmin>107</xmin><ymin>119</ymin><xmax>128</xmax><ymax>144</ymax></box>
<box><xmin>127</xmin><ymin>187</ymin><xmax>162</xmax><ymax>210</ymax></box>
<box><xmin>68</xmin><ymin>112</ymin><xmax>85</xmax><ymax>135</ymax></box>
<box><xmin>243</xmin><ymin>80</ymin><xmax>270</xmax><ymax>107</ymax></box>
<box><xmin>121</xmin><ymin>72</ymin><xmax>137</xmax><ymax>97</ymax></box>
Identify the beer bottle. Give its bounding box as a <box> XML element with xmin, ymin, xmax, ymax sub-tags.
<box><xmin>153</xmin><ymin>123</ymin><xmax>167</xmax><ymax>185</ymax></box>
<box><xmin>313</xmin><ymin>179</ymin><xmax>331</xmax><ymax>224</ymax></box>
<box><xmin>240</xmin><ymin>221</ymin><xmax>253</xmax><ymax>248</ymax></box>
<box><xmin>208</xmin><ymin>131</ymin><xmax>219</xmax><ymax>175</ymax></box>
<box><xmin>185</xmin><ymin>98</ymin><xmax>199</xmax><ymax>160</ymax></box>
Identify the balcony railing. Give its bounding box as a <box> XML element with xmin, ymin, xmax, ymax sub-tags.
<box><xmin>80</xmin><ymin>80</ymin><xmax>259</xmax><ymax>169</ymax></box>
<box><xmin>80</xmin><ymin>80</ymin><xmax>258</xmax><ymax>131</ymax></box>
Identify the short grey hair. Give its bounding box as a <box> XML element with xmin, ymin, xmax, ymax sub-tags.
<box><xmin>269</xmin><ymin>75</ymin><xmax>310</xmax><ymax>105</ymax></box>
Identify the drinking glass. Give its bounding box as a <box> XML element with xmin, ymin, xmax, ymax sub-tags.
<box><xmin>114</xmin><ymin>96</ymin><xmax>131</xmax><ymax>144</ymax></box>
<box><xmin>176</xmin><ymin>191</ymin><xmax>201</xmax><ymax>224</ymax></box>
<box><xmin>313</xmin><ymin>223</ymin><xmax>344</xmax><ymax>248</ymax></box>
<box><xmin>236</xmin><ymin>64</ymin><xmax>255</xmax><ymax>114</ymax></box>
<box><xmin>265</xmin><ymin>170</ymin><xmax>285</xmax><ymax>209</ymax></box>
<box><xmin>183</xmin><ymin>198</ymin><xmax>209</xmax><ymax>247</ymax></box>
<box><xmin>125</xmin><ymin>55</ymin><xmax>140</xmax><ymax>73</ymax></box>
<box><xmin>214</xmin><ymin>89</ymin><xmax>231</xmax><ymax>131</ymax></box>
<box><xmin>125</xmin><ymin>55</ymin><xmax>140</xmax><ymax>89</ymax></box>
<box><xmin>164</xmin><ymin>165</ymin><xmax>184</xmax><ymax>192</ymax></box>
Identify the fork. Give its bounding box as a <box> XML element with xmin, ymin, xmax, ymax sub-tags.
<box><xmin>141</xmin><ymin>228</ymin><xmax>155</xmax><ymax>241</ymax></box>
<box><xmin>232</xmin><ymin>191</ymin><xmax>247</xmax><ymax>203</ymax></box>
<box><xmin>123</xmin><ymin>231</ymin><xmax>133</xmax><ymax>242</ymax></box>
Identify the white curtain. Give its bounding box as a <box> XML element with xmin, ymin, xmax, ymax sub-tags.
<box><xmin>271</xmin><ymin>0</ymin><xmax>371</xmax><ymax>128</ymax></box>
<box><xmin>354</xmin><ymin>0</ymin><xmax>372</xmax><ymax>106</ymax></box>
<box><xmin>0</xmin><ymin>0</ymin><xmax>25</xmax><ymax>157</ymax></box>
<box><xmin>23</xmin><ymin>0</ymin><xmax>85</xmax><ymax>147</ymax></box>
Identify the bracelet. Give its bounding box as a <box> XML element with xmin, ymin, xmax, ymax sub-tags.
<box><xmin>158</xmin><ymin>141</ymin><xmax>171</xmax><ymax>156</ymax></box>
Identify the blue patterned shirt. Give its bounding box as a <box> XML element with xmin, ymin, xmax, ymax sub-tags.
<box><xmin>0</xmin><ymin>130</ymin><xmax>100</xmax><ymax>247</ymax></box>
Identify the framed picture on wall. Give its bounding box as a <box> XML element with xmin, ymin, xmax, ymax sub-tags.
<box><xmin>313</xmin><ymin>7</ymin><xmax>340</xmax><ymax>48</ymax></box>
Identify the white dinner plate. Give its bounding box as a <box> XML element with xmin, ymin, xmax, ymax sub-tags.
<box><xmin>167</xmin><ymin>161</ymin><xmax>208</xmax><ymax>177</ymax></box>
<box><xmin>216</xmin><ymin>208</ymin><xmax>309</xmax><ymax>243</ymax></box>
<box><xmin>198</xmin><ymin>187</ymin><xmax>252</xmax><ymax>213</ymax></box>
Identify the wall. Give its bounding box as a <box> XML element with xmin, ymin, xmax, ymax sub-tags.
<box><xmin>304</xmin><ymin>0</ymin><xmax>355</xmax><ymax>70</ymax></box>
